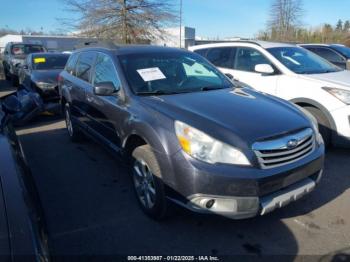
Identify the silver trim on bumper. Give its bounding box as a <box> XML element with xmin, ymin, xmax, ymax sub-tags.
<box><xmin>260</xmin><ymin>177</ymin><xmax>316</xmax><ymax>216</ymax></box>
<box><xmin>170</xmin><ymin>170</ymin><xmax>322</xmax><ymax>220</ymax></box>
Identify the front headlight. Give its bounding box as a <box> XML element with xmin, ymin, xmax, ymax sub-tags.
<box><xmin>174</xmin><ymin>121</ymin><xmax>251</xmax><ymax>166</ymax></box>
<box><xmin>11</xmin><ymin>58</ymin><xmax>23</xmax><ymax>66</ymax></box>
<box><xmin>323</xmin><ymin>87</ymin><xmax>350</xmax><ymax>105</ymax></box>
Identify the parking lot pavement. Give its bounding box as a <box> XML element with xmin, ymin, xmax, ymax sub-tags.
<box><xmin>1</xmin><ymin>78</ymin><xmax>350</xmax><ymax>259</ymax></box>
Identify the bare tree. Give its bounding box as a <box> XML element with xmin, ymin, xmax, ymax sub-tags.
<box><xmin>268</xmin><ymin>0</ymin><xmax>304</xmax><ymax>41</ymax></box>
<box><xmin>61</xmin><ymin>0</ymin><xmax>177</xmax><ymax>44</ymax></box>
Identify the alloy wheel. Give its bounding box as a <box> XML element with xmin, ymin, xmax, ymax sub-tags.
<box><xmin>65</xmin><ymin>107</ymin><xmax>74</xmax><ymax>137</ymax></box>
<box><xmin>133</xmin><ymin>159</ymin><xmax>156</xmax><ymax>209</ymax></box>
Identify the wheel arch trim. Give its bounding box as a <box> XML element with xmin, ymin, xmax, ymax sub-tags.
<box><xmin>290</xmin><ymin>98</ymin><xmax>337</xmax><ymax>131</ymax></box>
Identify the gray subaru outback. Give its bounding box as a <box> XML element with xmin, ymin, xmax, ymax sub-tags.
<box><xmin>59</xmin><ymin>45</ymin><xmax>324</xmax><ymax>220</ymax></box>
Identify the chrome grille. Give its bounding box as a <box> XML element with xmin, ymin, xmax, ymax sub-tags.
<box><xmin>253</xmin><ymin>128</ymin><xmax>315</xmax><ymax>169</ymax></box>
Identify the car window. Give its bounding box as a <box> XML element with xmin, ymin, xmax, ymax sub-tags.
<box><xmin>11</xmin><ymin>44</ymin><xmax>45</xmax><ymax>55</ymax></box>
<box><xmin>65</xmin><ymin>53</ymin><xmax>79</xmax><ymax>75</ymax></box>
<box><xmin>331</xmin><ymin>45</ymin><xmax>350</xmax><ymax>58</ymax></box>
<box><xmin>193</xmin><ymin>48</ymin><xmax>209</xmax><ymax>58</ymax></box>
<box><xmin>32</xmin><ymin>55</ymin><xmax>70</xmax><ymax>70</ymax></box>
<box><xmin>267</xmin><ymin>47</ymin><xmax>341</xmax><ymax>74</ymax></box>
<box><xmin>309</xmin><ymin>47</ymin><xmax>344</xmax><ymax>63</ymax></box>
<box><xmin>235</xmin><ymin>47</ymin><xmax>272</xmax><ymax>72</ymax></box>
<box><xmin>119</xmin><ymin>52</ymin><xmax>233</xmax><ymax>95</ymax></box>
<box><xmin>92</xmin><ymin>53</ymin><xmax>120</xmax><ymax>88</ymax></box>
<box><xmin>206</xmin><ymin>47</ymin><xmax>235</xmax><ymax>69</ymax></box>
<box><xmin>182</xmin><ymin>59</ymin><xmax>221</xmax><ymax>86</ymax></box>
<box><xmin>75</xmin><ymin>52</ymin><xmax>96</xmax><ymax>82</ymax></box>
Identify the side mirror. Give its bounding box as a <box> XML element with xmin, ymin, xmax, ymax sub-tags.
<box><xmin>2</xmin><ymin>95</ymin><xmax>22</xmax><ymax>114</ymax></box>
<box><xmin>346</xmin><ymin>59</ymin><xmax>350</xmax><ymax>70</ymax></box>
<box><xmin>93</xmin><ymin>82</ymin><xmax>118</xmax><ymax>96</ymax></box>
<box><xmin>255</xmin><ymin>64</ymin><xmax>275</xmax><ymax>75</ymax></box>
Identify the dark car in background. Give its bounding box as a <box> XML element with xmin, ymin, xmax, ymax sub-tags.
<box><xmin>2</xmin><ymin>42</ymin><xmax>46</xmax><ymax>86</ymax></box>
<box><xmin>300</xmin><ymin>44</ymin><xmax>350</xmax><ymax>70</ymax></box>
<box><xmin>18</xmin><ymin>53</ymin><xmax>70</xmax><ymax>103</ymax></box>
<box><xmin>59</xmin><ymin>45</ymin><xmax>324</xmax><ymax>220</ymax></box>
<box><xmin>0</xmin><ymin>94</ymin><xmax>50</xmax><ymax>261</ymax></box>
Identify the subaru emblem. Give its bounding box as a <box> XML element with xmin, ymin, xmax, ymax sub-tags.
<box><xmin>287</xmin><ymin>139</ymin><xmax>299</xmax><ymax>149</ymax></box>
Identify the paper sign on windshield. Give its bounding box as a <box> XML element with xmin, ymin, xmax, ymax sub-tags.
<box><xmin>34</xmin><ymin>58</ymin><xmax>46</xmax><ymax>64</ymax></box>
<box><xmin>137</xmin><ymin>67</ymin><xmax>166</xmax><ymax>82</ymax></box>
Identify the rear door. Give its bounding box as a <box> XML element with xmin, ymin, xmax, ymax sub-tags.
<box><xmin>205</xmin><ymin>47</ymin><xmax>236</xmax><ymax>76</ymax></box>
<box><xmin>72</xmin><ymin>51</ymin><xmax>96</xmax><ymax>125</ymax></box>
<box><xmin>60</xmin><ymin>52</ymin><xmax>79</xmax><ymax>114</ymax></box>
<box><xmin>85</xmin><ymin>52</ymin><xmax>123</xmax><ymax>149</ymax></box>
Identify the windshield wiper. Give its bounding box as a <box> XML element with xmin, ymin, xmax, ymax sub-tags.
<box><xmin>201</xmin><ymin>86</ymin><xmax>227</xmax><ymax>91</ymax></box>
<box><xmin>136</xmin><ymin>90</ymin><xmax>180</xmax><ymax>96</ymax></box>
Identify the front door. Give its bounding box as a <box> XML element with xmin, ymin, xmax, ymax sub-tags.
<box><xmin>229</xmin><ymin>47</ymin><xmax>280</xmax><ymax>95</ymax></box>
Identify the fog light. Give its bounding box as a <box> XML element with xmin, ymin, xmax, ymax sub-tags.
<box><xmin>206</xmin><ymin>199</ymin><xmax>215</xmax><ymax>209</ymax></box>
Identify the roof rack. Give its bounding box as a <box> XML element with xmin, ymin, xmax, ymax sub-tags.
<box><xmin>227</xmin><ymin>40</ymin><xmax>262</xmax><ymax>46</ymax></box>
<box><xmin>74</xmin><ymin>40</ymin><xmax>119</xmax><ymax>50</ymax></box>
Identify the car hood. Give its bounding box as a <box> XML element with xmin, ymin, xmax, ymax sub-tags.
<box><xmin>140</xmin><ymin>88</ymin><xmax>311</xmax><ymax>147</ymax></box>
<box><xmin>31</xmin><ymin>69</ymin><xmax>62</xmax><ymax>84</ymax></box>
<box><xmin>302</xmin><ymin>70</ymin><xmax>350</xmax><ymax>89</ymax></box>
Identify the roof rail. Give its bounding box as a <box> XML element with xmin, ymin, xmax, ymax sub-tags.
<box><xmin>74</xmin><ymin>40</ymin><xmax>119</xmax><ymax>50</ymax></box>
<box><xmin>227</xmin><ymin>40</ymin><xmax>262</xmax><ymax>46</ymax></box>
<box><xmin>195</xmin><ymin>39</ymin><xmax>262</xmax><ymax>46</ymax></box>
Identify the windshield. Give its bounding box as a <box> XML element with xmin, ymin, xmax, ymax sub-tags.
<box><xmin>119</xmin><ymin>52</ymin><xmax>233</xmax><ymax>95</ymax></box>
<box><xmin>267</xmin><ymin>47</ymin><xmax>341</xmax><ymax>74</ymax></box>
<box><xmin>11</xmin><ymin>44</ymin><xmax>45</xmax><ymax>55</ymax></box>
<box><xmin>32</xmin><ymin>55</ymin><xmax>69</xmax><ymax>70</ymax></box>
<box><xmin>331</xmin><ymin>45</ymin><xmax>350</xmax><ymax>58</ymax></box>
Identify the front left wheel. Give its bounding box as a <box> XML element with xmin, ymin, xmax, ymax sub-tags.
<box><xmin>131</xmin><ymin>145</ymin><xmax>169</xmax><ymax>220</ymax></box>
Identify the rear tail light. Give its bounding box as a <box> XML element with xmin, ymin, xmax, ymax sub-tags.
<box><xmin>57</xmin><ymin>75</ymin><xmax>63</xmax><ymax>82</ymax></box>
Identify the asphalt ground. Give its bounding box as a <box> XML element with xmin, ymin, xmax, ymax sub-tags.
<box><xmin>0</xmin><ymin>72</ymin><xmax>349</xmax><ymax>261</ymax></box>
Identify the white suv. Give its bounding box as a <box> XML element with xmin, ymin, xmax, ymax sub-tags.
<box><xmin>189</xmin><ymin>41</ymin><xmax>350</xmax><ymax>147</ymax></box>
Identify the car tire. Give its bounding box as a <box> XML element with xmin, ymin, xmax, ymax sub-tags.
<box><xmin>64</xmin><ymin>103</ymin><xmax>83</xmax><ymax>142</ymax></box>
<box><xmin>304</xmin><ymin>106</ymin><xmax>331</xmax><ymax>147</ymax></box>
<box><xmin>131</xmin><ymin>144</ymin><xmax>169</xmax><ymax>220</ymax></box>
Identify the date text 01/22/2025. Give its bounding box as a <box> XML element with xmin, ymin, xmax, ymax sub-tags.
<box><xmin>127</xmin><ymin>256</ymin><xmax>220</xmax><ymax>261</ymax></box>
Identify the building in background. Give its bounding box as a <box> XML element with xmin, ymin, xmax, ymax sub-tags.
<box><xmin>152</xmin><ymin>26</ymin><xmax>195</xmax><ymax>48</ymax></box>
<box><xmin>152</xmin><ymin>27</ymin><xmax>248</xmax><ymax>49</ymax></box>
<box><xmin>0</xmin><ymin>34</ymin><xmax>95</xmax><ymax>55</ymax></box>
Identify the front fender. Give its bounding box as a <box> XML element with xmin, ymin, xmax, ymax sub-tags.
<box><xmin>122</xmin><ymin>120</ymin><xmax>180</xmax><ymax>187</ymax></box>
<box><xmin>60</xmin><ymin>85</ymin><xmax>73</xmax><ymax>105</ymax></box>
